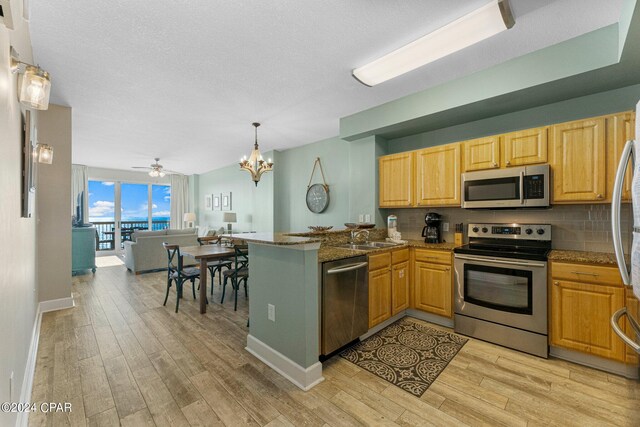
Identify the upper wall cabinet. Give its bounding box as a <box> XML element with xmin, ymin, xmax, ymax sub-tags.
<box><xmin>415</xmin><ymin>143</ymin><xmax>461</xmax><ymax>206</ymax></box>
<box><xmin>502</xmin><ymin>126</ymin><xmax>548</xmax><ymax>167</ymax></box>
<box><xmin>379</xmin><ymin>152</ymin><xmax>414</xmax><ymax>207</ymax></box>
<box><xmin>463</xmin><ymin>136</ymin><xmax>500</xmax><ymax>172</ymax></box>
<box><xmin>551</xmin><ymin>118</ymin><xmax>606</xmax><ymax>203</ymax></box>
<box><xmin>607</xmin><ymin>112</ymin><xmax>635</xmax><ymax>202</ymax></box>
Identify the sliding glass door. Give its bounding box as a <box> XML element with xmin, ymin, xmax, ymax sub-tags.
<box><xmin>89</xmin><ymin>181</ymin><xmax>171</xmax><ymax>252</ymax></box>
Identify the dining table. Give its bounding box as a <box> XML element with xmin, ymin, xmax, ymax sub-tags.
<box><xmin>181</xmin><ymin>244</ymin><xmax>235</xmax><ymax>313</ymax></box>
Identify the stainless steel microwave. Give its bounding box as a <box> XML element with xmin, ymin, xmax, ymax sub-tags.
<box><xmin>461</xmin><ymin>164</ymin><xmax>549</xmax><ymax>209</ymax></box>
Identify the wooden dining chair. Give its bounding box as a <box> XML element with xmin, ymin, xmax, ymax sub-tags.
<box><xmin>197</xmin><ymin>236</ymin><xmax>233</xmax><ymax>295</ymax></box>
<box><xmin>221</xmin><ymin>244</ymin><xmax>249</xmax><ymax>311</ymax></box>
<box><xmin>162</xmin><ymin>242</ymin><xmax>200</xmax><ymax>313</ymax></box>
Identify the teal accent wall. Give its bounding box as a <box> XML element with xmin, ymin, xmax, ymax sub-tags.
<box><xmin>197</xmin><ymin>164</ymin><xmax>272</xmax><ymax>231</ymax></box>
<box><xmin>348</xmin><ymin>135</ymin><xmax>387</xmax><ymax>227</ymax></box>
<box><xmin>619</xmin><ymin>0</ymin><xmax>639</xmax><ymax>57</ymax></box>
<box><xmin>273</xmin><ymin>137</ymin><xmax>352</xmax><ymax>232</ymax></box>
<box><xmin>387</xmin><ymin>84</ymin><xmax>640</xmax><ymax>154</ymax></box>
<box><xmin>248</xmin><ymin>243</ymin><xmax>319</xmax><ymax>367</ymax></box>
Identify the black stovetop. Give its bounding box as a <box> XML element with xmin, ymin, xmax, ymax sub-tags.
<box><xmin>454</xmin><ymin>240</ymin><xmax>551</xmax><ymax>261</ymax></box>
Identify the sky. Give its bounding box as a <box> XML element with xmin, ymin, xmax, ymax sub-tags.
<box><xmin>88</xmin><ymin>181</ymin><xmax>171</xmax><ymax>221</ymax></box>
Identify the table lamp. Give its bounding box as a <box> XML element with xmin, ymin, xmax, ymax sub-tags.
<box><xmin>183</xmin><ymin>212</ymin><xmax>196</xmax><ymax>228</ymax></box>
<box><xmin>223</xmin><ymin>212</ymin><xmax>237</xmax><ymax>233</ymax></box>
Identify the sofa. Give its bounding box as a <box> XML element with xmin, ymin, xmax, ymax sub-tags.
<box><xmin>124</xmin><ymin>228</ymin><xmax>199</xmax><ymax>274</ymax></box>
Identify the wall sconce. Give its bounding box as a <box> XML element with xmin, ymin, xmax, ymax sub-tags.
<box><xmin>36</xmin><ymin>143</ymin><xmax>53</xmax><ymax>164</ymax></box>
<box><xmin>10</xmin><ymin>46</ymin><xmax>51</xmax><ymax>110</ymax></box>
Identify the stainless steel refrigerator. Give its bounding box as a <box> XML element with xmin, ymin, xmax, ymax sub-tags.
<box><xmin>611</xmin><ymin>101</ymin><xmax>640</xmax><ymax>355</ymax></box>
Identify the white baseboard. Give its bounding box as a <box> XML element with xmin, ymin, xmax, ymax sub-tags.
<box><xmin>245</xmin><ymin>334</ymin><xmax>324</xmax><ymax>391</ymax></box>
<box><xmin>16</xmin><ymin>296</ymin><xmax>75</xmax><ymax>427</ymax></box>
<box><xmin>39</xmin><ymin>296</ymin><xmax>75</xmax><ymax>313</ymax></box>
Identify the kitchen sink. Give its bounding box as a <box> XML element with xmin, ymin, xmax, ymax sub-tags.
<box><xmin>333</xmin><ymin>241</ymin><xmax>401</xmax><ymax>250</ymax></box>
<box><xmin>366</xmin><ymin>241</ymin><xmax>401</xmax><ymax>248</ymax></box>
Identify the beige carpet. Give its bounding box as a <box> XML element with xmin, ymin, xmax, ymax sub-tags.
<box><xmin>341</xmin><ymin>317</ymin><xmax>467</xmax><ymax>397</ymax></box>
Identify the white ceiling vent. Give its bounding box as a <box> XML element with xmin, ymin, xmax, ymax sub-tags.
<box><xmin>0</xmin><ymin>0</ymin><xmax>14</xmax><ymax>30</ymax></box>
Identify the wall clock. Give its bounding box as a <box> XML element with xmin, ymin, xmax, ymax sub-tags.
<box><xmin>306</xmin><ymin>183</ymin><xmax>330</xmax><ymax>213</ymax></box>
<box><xmin>306</xmin><ymin>157</ymin><xmax>330</xmax><ymax>213</ymax></box>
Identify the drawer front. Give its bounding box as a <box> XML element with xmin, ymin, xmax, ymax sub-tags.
<box><xmin>391</xmin><ymin>248</ymin><xmax>410</xmax><ymax>264</ymax></box>
<box><xmin>551</xmin><ymin>262</ymin><xmax>623</xmax><ymax>287</ymax></box>
<box><xmin>369</xmin><ymin>252</ymin><xmax>391</xmax><ymax>271</ymax></box>
<box><xmin>414</xmin><ymin>249</ymin><xmax>451</xmax><ymax>265</ymax></box>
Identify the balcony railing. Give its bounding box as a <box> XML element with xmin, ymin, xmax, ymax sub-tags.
<box><xmin>93</xmin><ymin>220</ymin><xmax>170</xmax><ymax>251</ymax></box>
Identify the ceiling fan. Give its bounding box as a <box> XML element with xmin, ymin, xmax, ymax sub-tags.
<box><xmin>132</xmin><ymin>158</ymin><xmax>180</xmax><ymax>177</ymax></box>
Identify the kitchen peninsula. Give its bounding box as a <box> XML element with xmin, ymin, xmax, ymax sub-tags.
<box><xmin>240</xmin><ymin>229</ymin><xmax>458</xmax><ymax>390</ymax></box>
<box><xmin>240</xmin><ymin>233</ymin><xmax>324</xmax><ymax>390</ymax></box>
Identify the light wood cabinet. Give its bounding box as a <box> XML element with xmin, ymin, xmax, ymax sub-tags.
<box><xmin>379</xmin><ymin>152</ymin><xmax>414</xmax><ymax>207</ymax></box>
<box><xmin>368</xmin><ymin>267</ymin><xmax>391</xmax><ymax>329</ymax></box>
<box><xmin>367</xmin><ymin>248</ymin><xmax>413</xmax><ymax>327</ymax></box>
<box><xmin>412</xmin><ymin>249</ymin><xmax>452</xmax><ymax>318</ymax></box>
<box><xmin>550</xmin><ymin>262</ymin><xmax>626</xmax><ymax>362</ymax></box>
<box><xmin>463</xmin><ymin>136</ymin><xmax>500</xmax><ymax>171</ymax></box>
<box><xmin>607</xmin><ymin>112</ymin><xmax>635</xmax><ymax>202</ymax></box>
<box><xmin>502</xmin><ymin>126</ymin><xmax>548</xmax><ymax>167</ymax></box>
<box><xmin>551</xmin><ymin>118</ymin><xmax>606</xmax><ymax>202</ymax></box>
<box><xmin>415</xmin><ymin>143</ymin><xmax>461</xmax><ymax>206</ymax></box>
<box><xmin>391</xmin><ymin>249</ymin><xmax>410</xmax><ymax>315</ymax></box>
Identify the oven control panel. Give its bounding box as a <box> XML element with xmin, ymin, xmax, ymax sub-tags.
<box><xmin>468</xmin><ymin>223</ymin><xmax>551</xmax><ymax>241</ymax></box>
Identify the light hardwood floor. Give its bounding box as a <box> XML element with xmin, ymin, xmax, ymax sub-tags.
<box><xmin>29</xmin><ymin>261</ymin><xmax>640</xmax><ymax>426</ymax></box>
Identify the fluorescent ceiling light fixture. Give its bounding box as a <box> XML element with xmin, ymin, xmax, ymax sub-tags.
<box><xmin>352</xmin><ymin>0</ymin><xmax>515</xmax><ymax>86</ymax></box>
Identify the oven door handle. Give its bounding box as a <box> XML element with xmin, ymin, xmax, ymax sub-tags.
<box><xmin>454</xmin><ymin>254</ymin><xmax>545</xmax><ymax>268</ymax></box>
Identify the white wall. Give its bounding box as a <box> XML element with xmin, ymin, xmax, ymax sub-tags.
<box><xmin>37</xmin><ymin>105</ymin><xmax>73</xmax><ymax>302</ymax></box>
<box><xmin>0</xmin><ymin>3</ymin><xmax>39</xmax><ymax>426</ymax></box>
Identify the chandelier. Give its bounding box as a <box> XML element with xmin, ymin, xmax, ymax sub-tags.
<box><xmin>239</xmin><ymin>122</ymin><xmax>273</xmax><ymax>186</ymax></box>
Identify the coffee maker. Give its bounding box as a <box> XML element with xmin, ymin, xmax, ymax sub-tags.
<box><xmin>422</xmin><ymin>212</ymin><xmax>442</xmax><ymax>243</ymax></box>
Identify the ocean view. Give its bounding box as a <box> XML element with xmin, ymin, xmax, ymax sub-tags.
<box><xmin>89</xmin><ymin>216</ymin><xmax>170</xmax><ymax>223</ymax></box>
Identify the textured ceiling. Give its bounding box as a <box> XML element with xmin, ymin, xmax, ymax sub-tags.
<box><xmin>29</xmin><ymin>0</ymin><xmax>623</xmax><ymax>174</ymax></box>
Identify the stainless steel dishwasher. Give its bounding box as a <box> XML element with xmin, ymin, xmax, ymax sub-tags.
<box><xmin>321</xmin><ymin>256</ymin><xmax>368</xmax><ymax>356</ymax></box>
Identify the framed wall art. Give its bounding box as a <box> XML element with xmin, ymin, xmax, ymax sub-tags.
<box><xmin>221</xmin><ymin>192</ymin><xmax>232</xmax><ymax>211</ymax></box>
<box><xmin>22</xmin><ymin>110</ymin><xmax>37</xmax><ymax>218</ymax></box>
<box><xmin>204</xmin><ymin>194</ymin><xmax>212</xmax><ymax>210</ymax></box>
<box><xmin>213</xmin><ymin>193</ymin><xmax>221</xmax><ymax>211</ymax></box>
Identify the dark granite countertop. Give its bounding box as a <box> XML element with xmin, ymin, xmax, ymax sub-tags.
<box><xmin>548</xmin><ymin>250</ymin><xmax>622</xmax><ymax>266</ymax></box>
<box><xmin>318</xmin><ymin>240</ymin><xmax>458</xmax><ymax>263</ymax></box>
<box><xmin>234</xmin><ymin>232</ymin><xmax>320</xmax><ymax>245</ymax></box>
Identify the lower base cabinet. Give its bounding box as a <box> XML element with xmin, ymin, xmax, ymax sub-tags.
<box><xmin>411</xmin><ymin>249</ymin><xmax>453</xmax><ymax>318</ymax></box>
<box><xmin>369</xmin><ymin>267</ymin><xmax>391</xmax><ymax>328</ymax></box>
<box><xmin>391</xmin><ymin>249</ymin><xmax>410</xmax><ymax>315</ymax></box>
<box><xmin>368</xmin><ymin>248</ymin><xmax>411</xmax><ymax>328</ymax></box>
<box><xmin>368</xmin><ymin>247</ymin><xmax>453</xmax><ymax>329</ymax></box>
<box><xmin>550</xmin><ymin>262</ymin><xmax>628</xmax><ymax>362</ymax></box>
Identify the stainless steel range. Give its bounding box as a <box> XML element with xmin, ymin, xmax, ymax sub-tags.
<box><xmin>453</xmin><ymin>223</ymin><xmax>551</xmax><ymax>358</ymax></box>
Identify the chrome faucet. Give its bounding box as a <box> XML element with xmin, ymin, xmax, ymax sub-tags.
<box><xmin>350</xmin><ymin>230</ymin><xmax>369</xmax><ymax>244</ymax></box>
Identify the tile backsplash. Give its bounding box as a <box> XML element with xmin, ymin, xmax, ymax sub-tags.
<box><xmin>387</xmin><ymin>204</ymin><xmax>632</xmax><ymax>253</ymax></box>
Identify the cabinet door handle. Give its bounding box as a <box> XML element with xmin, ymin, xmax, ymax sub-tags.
<box><xmin>553</xmin><ymin>281</ymin><xmax>559</xmax><ymax>286</ymax></box>
<box><xmin>506</xmin><ymin>160</ymin><xmax>511</xmax><ymax>166</ymax></box>
<box><xmin>570</xmin><ymin>271</ymin><xmax>599</xmax><ymax>277</ymax></box>
<box><xmin>445</xmin><ymin>267</ymin><xmax>450</xmax><ymax>272</ymax></box>
<box><xmin>492</xmin><ymin>162</ymin><xmax>498</xmax><ymax>167</ymax></box>
<box><xmin>596</xmin><ymin>194</ymin><xmax>604</xmax><ymax>199</ymax></box>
